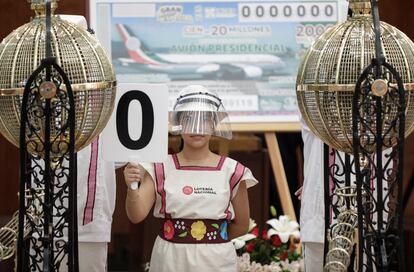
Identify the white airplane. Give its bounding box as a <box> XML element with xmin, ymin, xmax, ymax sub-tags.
<box><xmin>115</xmin><ymin>24</ymin><xmax>286</xmax><ymax>79</ymax></box>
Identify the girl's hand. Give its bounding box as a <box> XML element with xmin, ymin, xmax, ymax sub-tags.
<box><xmin>295</xmin><ymin>186</ymin><xmax>303</xmax><ymax>201</ymax></box>
<box><xmin>123</xmin><ymin>162</ymin><xmax>144</xmax><ymax>189</ymax></box>
<box><xmin>123</xmin><ymin>163</ymin><xmax>156</xmax><ymax>224</ymax></box>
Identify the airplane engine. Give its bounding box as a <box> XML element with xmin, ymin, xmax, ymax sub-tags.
<box><xmin>240</xmin><ymin>65</ymin><xmax>263</xmax><ymax>79</ymax></box>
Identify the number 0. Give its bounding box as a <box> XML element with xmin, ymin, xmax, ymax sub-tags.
<box><xmin>116</xmin><ymin>90</ymin><xmax>154</xmax><ymax>150</ymax></box>
<box><xmin>241</xmin><ymin>6</ymin><xmax>250</xmax><ymax>17</ymax></box>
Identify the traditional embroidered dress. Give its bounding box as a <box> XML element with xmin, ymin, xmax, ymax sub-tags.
<box><xmin>141</xmin><ymin>154</ymin><xmax>258</xmax><ymax>272</ymax></box>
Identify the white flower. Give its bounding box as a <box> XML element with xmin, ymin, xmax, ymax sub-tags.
<box><xmin>266</xmin><ymin>215</ymin><xmax>300</xmax><ymax>243</ymax></box>
<box><xmin>232</xmin><ymin>233</ymin><xmax>257</xmax><ymax>249</ymax></box>
<box><xmin>280</xmin><ymin>259</ymin><xmax>304</xmax><ymax>272</ymax></box>
<box><xmin>236</xmin><ymin>253</ymin><xmax>303</xmax><ymax>272</ymax></box>
<box><xmin>248</xmin><ymin>218</ymin><xmax>257</xmax><ymax>232</ymax></box>
<box><xmin>232</xmin><ymin>218</ymin><xmax>258</xmax><ymax>250</ymax></box>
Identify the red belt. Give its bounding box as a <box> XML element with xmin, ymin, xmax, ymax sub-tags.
<box><xmin>160</xmin><ymin>218</ymin><xmax>230</xmax><ymax>244</ymax></box>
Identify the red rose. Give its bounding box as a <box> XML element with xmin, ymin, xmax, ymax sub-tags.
<box><xmin>293</xmin><ymin>237</ymin><xmax>301</xmax><ymax>244</ymax></box>
<box><xmin>271</xmin><ymin>235</ymin><xmax>282</xmax><ymax>247</ymax></box>
<box><xmin>280</xmin><ymin>251</ymin><xmax>288</xmax><ymax>261</ymax></box>
<box><xmin>246</xmin><ymin>241</ymin><xmax>255</xmax><ymax>252</ymax></box>
<box><xmin>251</xmin><ymin>227</ymin><xmax>259</xmax><ymax>237</ymax></box>
<box><xmin>261</xmin><ymin>229</ymin><xmax>268</xmax><ymax>239</ymax></box>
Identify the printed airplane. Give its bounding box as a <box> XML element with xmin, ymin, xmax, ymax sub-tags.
<box><xmin>115</xmin><ymin>24</ymin><xmax>286</xmax><ymax>79</ymax></box>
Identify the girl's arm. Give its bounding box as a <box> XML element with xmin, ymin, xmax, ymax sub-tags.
<box><xmin>124</xmin><ymin>164</ymin><xmax>156</xmax><ymax>224</ymax></box>
<box><xmin>228</xmin><ymin>180</ymin><xmax>250</xmax><ymax>239</ymax></box>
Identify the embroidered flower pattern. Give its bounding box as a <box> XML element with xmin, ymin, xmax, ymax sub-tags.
<box><xmin>219</xmin><ymin>221</ymin><xmax>228</xmax><ymax>240</ymax></box>
<box><xmin>163</xmin><ymin>220</ymin><xmax>174</xmax><ymax>240</ymax></box>
<box><xmin>165</xmin><ymin>220</ymin><xmax>228</xmax><ymax>241</ymax></box>
<box><xmin>174</xmin><ymin>220</ymin><xmax>185</xmax><ymax>230</ymax></box>
<box><xmin>175</xmin><ymin>220</ymin><xmax>188</xmax><ymax>237</ymax></box>
<box><xmin>206</xmin><ymin>231</ymin><xmax>217</xmax><ymax>240</ymax></box>
<box><xmin>190</xmin><ymin>220</ymin><xmax>207</xmax><ymax>241</ymax></box>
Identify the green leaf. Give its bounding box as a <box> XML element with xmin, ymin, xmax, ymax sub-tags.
<box><xmin>259</xmin><ymin>243</ymin><xmax>266</xmax><ymax>254</ymax></box>
<box><xmin>178</xmin><ymin>231</ymin><xmax>187</xmax><ymax>237</ymax></box>
<box><xmin>212</xmin><ymin>223</ymin><xmax>219</xmax><ymax>229</ymax></box>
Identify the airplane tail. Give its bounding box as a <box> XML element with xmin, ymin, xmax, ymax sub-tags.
<box><xmin>115</xmin><ymin>24</ymin><xmax>164</xmax><ymax>65</ymax></box>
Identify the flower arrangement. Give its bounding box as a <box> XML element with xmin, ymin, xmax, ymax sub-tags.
<box><xmin>232</xmin><ymin>207</ymin><xmax>304</xmax><ymax>272</ymax></box>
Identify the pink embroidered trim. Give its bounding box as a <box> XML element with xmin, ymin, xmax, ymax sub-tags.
<box><xmin>155</xmin><ymin>163</ymin><xmax>169</xmax><ymax>217</ymax></box>
<box><xmin>225</xmin><ymin>162</ymin><xmax>245</xmax><ymax>221</ymax></box>
<box><xmin>369</xmin><ymin>153</ymin><xmax>376</xmax><ymax>221</ymax></box>
<box><xmin>217</xmin><ymin>156</ymin><xmax>226</xmax><ymax>169</ymax></box>
<box><xmin>172</xmin><ymin>154</ymin><xmax>225</xmax><ymax>171</ymax></box>
<box><xmin>83</xmin><ymin>137</ymin><xmax>99</xmax><ymax>225</ymax></box>
<box><xmin>328</xmin><ymin>146</ymin><xmax>335</xmax><ymax>222</ymax></box>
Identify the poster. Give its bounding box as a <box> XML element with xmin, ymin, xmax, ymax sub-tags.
<box><xmin>90</xmin><ymin>0</ymin><xmax>348</xmax><ymax>123</ymax></box>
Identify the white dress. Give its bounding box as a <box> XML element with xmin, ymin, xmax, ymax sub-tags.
<box><xmin>141</xmin><ymin>154</ymin><xmax>258</xmax><ymax>272</ymax></box>
<box><xmin>77</xmin><ymin>136</ymin><xmax>116</xmax><ymax>243</ymax></box>
<box><xmin>300</xmin><ymin>119</ymin><xmax>325</xmax><ymax>244</ymax></box>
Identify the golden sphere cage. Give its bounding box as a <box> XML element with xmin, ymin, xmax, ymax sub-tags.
<box><xmin>0</xmin><ymin>0</ymin><xmax>116</xmax><ymax>155</ymax></box>
<box><xmin>296</xmin><ymin>0</ymin><xmax>414</xmax><ymax>154</ymax></box>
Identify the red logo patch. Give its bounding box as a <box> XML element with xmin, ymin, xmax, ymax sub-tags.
<box><xmin>182</xmin><ymin>186</ymin><xmax>193</xmax><ymax>195</ymax></box>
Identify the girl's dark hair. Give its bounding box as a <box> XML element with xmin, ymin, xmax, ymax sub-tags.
<box><xmin>178</xmin><ymin>138</ymin><xmax>184</xmax><ymax>151</ymax></box>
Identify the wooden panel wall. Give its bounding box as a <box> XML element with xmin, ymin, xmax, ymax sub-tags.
<box><xmin>380</xmin><ymin>1</ymin><xmax>414</xmax><ymax>40</ymax></box>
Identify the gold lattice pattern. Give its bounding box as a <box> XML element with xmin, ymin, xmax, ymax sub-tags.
<box><xmin>296</xmin><ymin>0</ymin><xmax>414</xmax><ymax>153</ymax></box>
<box><xmin>0</xmin><ymin>1</ymin><xmax>116</xmax><ymax>154</ymax></box>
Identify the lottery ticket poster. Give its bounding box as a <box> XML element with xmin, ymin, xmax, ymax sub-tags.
<box><xmin>90</xmin><ymin>0</ymin><xmax>348</xmax><ymax>123</ymax></box>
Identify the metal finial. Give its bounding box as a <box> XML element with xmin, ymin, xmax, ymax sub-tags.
<box><xmin>348</xmin><ymin>0</ymin><xmax>372</xmax><ymax>16</ymax></box>
<box><xmin>28</xmin><ymin>0</ymin><xmax>58</xmax><ymax>17</ymax></box>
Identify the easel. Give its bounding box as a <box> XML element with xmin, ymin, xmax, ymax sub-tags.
<box><xmin>221</xmin><ymin>122</ymin><xmax>301</xmax><ymax>221</ymax></box>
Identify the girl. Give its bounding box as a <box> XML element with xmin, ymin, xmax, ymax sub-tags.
<box><xmin>123</xmin><ymin>85</ymin><xmax>258</xmax><ymax>272</ymax></box>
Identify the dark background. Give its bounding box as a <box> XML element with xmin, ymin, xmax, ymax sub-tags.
<box><xmin>1</xmin><ymin>1</ymin><xmax>414</xmax><ymax>271</ymax></box>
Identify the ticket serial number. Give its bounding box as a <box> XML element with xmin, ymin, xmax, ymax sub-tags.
<box><xmin>238</xmin><ymin>2</ymin><xmax>338</xmax><ymax>22</ymax></box>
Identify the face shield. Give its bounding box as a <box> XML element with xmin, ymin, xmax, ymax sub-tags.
<box><xmin>169</xmin><ymin>85</ymin><xmax>232</xmax><ymax>140</ymax></box>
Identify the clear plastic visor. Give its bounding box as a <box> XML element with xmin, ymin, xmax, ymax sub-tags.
<box><xmin>169</xmin><ymin>95</ymin><xmax>232</xmax><ymax>139</ymax></box>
